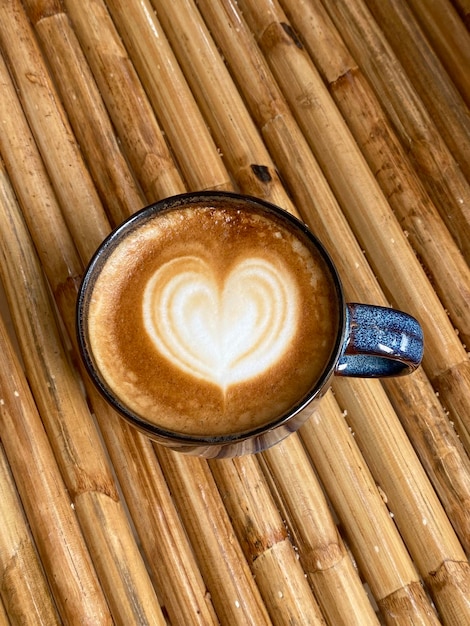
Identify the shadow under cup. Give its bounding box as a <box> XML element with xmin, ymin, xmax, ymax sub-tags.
<box><xmin>76</xmin><ymin>192</ymin><xmax>422</xmax><ymax>458</ymax></box>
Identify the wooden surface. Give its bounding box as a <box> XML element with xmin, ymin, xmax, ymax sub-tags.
<box><xmin>0</xmin><ymin>0</ymin><xmax>469</xmax><ymax>624</ymax></box>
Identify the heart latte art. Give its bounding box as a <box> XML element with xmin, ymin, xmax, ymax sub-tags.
<box><xmin>85</xmin><ymin>203</ymin><xmax>339</xmax><ymax>437</ymax></box>
<box><xmin>143</xmin><ymin>256</ymin><xmax>299</xmax><ymax>389</ymax></box>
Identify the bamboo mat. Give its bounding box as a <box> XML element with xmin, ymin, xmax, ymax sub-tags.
<box><xmin>0</xmin><ymin>0</ymin><xmax>469</xmax><ymax>624</ymax></box>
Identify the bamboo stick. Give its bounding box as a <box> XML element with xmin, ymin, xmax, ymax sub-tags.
<box><xmin>61</xmin><ymin>0</ymin><xmax>185</xmax><ymax>203</ymax></box>
<box><xmin>407</xmin><ymin>0</ymin><xmax>470</xmax><ymax>106</ymax></box>
<box><xmin>23</xmin><ymin>0</ymin><xmax>143</xmax><ymax>228</ymax></box>
<box><xmin>194</xmin><ymin>0</ymin><xmax>470</xmax><ymax>553</ymax></box>
<box><xmin>210</xmin><ymin>454</ymin><xmax>329</xmax><ymax>625</ymax></box>
<box><xmin>363</xmin><ymin>0</ymin><xmax>470</xmax><ymax>183</ymax></box>
<box><xmin>0</xmin><ymin>150</ymin><xmax>167</xmax><ymax>623</ymax></box>
<box><xmin>0</xmin><ymin>178</ymin><xmax>111</xmax><ymax>626</ymax></box>
<box><xmin>249</xmin><ymin>541</ymin><xmax>327</xmax><ymax>626</ymax></box>
<box><xmin>0</xmin><ymin>0</ymin><xmax>109</xmax><ymax>264</ymax></box>
<box><xmin>278</xmin><ymin>0</ymin><xmax>470</xmax><ymax>352</ymax></box>
<box><xmin>320</xmin><ymin>0</ymin><xmax>470</xmax><ymax>263</ymax></box>
<box><xmin>98</xmin><ymin>0</ymin><xmax>231</xmax><ymax>194</ymax></box>
<box><xmin>0</xmin><ymin>440</ymin><xmax>60</xmax><ymax>625</ymax></box>
<box><xmin>156</xmin><ymin>447</ymin><xmax>273</xmax><ymax>626</ymax></box>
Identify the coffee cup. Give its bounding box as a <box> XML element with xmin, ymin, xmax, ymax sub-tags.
<box><xmin>76</xmin><ymin>192</ymin><xmax>423</xmax><ymax>457</ymax></box>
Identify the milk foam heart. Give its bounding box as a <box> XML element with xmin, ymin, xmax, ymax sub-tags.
<box><xmin>143</xmin><ymin>255</ymin><xmax>299</xmax><ymax>388</ymax></box>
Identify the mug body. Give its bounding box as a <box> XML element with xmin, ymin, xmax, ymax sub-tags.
<box><xmin>77</xmin><ymin>192</ymin><xmax>347</xmax><ymax>457</ymax></box>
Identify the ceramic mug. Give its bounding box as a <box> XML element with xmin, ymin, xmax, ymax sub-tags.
<box><xmin>76</xmin><ymin>192</ymin><xmax>423</xmax><ymax>457</ymax></box>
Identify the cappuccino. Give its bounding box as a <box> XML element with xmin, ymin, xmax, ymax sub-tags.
<box><xmin>82</xmin><ymin>197</ymin><xmax>340</xmax><ymax>437</ymax></box>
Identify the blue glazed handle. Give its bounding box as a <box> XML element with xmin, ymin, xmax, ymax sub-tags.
<box><xmin>335</xmin><ymin>303</ymin><xmax>424</xmax><ymax>377</ymax></box>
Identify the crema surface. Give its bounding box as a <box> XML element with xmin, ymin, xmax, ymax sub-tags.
<box><xmin>87</xmin><ymin>203</ymin><xmax>339</xmax><ymax>436</ymax></box>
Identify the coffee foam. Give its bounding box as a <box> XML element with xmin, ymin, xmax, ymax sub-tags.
<box><xmin>87</xmin><ymin>203</ymin><xmax>339</xmax><ymax>436</ymax></box>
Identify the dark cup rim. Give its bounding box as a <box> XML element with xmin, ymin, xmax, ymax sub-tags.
<box><xmin>76</xmin><ymin>191</ymin><xmax>346</xmax><ymax>447</ymax></box>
